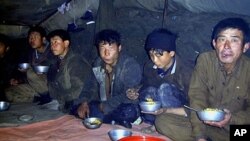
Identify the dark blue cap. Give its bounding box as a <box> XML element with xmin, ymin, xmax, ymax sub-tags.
<box><xmin>145</xmin><ymin>28</ymin><xmax>176</xmax><ymax>52</ymax></box>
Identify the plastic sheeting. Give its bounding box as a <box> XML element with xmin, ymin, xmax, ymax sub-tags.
<box><xmin>41</xmin><ymin>0</ymin><xmax>99</xmax><ymax>32</ymax></box>
<box><xmin>1</xmin><ymin>0</ymin><xmax>249</xmax><ymax>38</ymax></box>
<box><xmin>114</xmin><ymin>0</ymin><xmax>250</xmax><ymax>16</ymax></box>
<box><xmin>173</xmin><ymin>0</ymin><xmax>250</xmax><ymax>16</ymax></box>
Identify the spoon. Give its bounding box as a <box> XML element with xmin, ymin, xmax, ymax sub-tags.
<box><xmin>184</xmin><ymin>105</ymin><xmax>199</xmax><ymax>112</ymax></box>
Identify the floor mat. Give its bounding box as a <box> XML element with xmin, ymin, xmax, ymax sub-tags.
<box><xmin>0</xmin><ymin>115</ymin><xmax>170</xmax><ymax>141</ymax></box>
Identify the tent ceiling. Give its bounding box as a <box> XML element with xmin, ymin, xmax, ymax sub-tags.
<box><xmin>0</xmin><ymin>0</ymin><xmax>67</xmax><ymax>26</ymax></box>
<box><xmin>1</xmin><ymin>0</ymin><xmax>250</xmax><ymax>27</ymax></box>
<box><xmin>0</xmin><ymin>0</ymin><xmax>249</xmax><ymax>38</ymax></box>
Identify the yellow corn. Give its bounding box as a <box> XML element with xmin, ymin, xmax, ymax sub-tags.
<box><xmin>92</xmin><ymin>119</ymin><xmax>101</xmax><ymax>125</ymax></box>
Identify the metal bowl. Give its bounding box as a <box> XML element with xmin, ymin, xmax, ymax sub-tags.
<box><xmin>18</xmin><ymin>63</ymin><xmax>30</xmax><ymax>70</ymax></box>
<box><xmin>108</xmin><ymin>129</ymin><xmax>132</xmax><ymax>141</ymax></box>
<box><xmin>0</xmin><ymin>101</ymin><xmax>10</xmax><ymax>111</ymax></box>
<box><xmin>139</xmin><ymin>101</ymin><xmax>161</xmax><ymax>112</ymax></box>
<box><xmin>34</xmin><ymin>65</ymin><xmax>49</xmax><ymax>74</ymax></box>
<box><xmin>18</xmin><ymin>114</ymin><xmax>34</xmax><ymax>122</ymax></box>
<box><xmin>82</xmin><ymin>117</ymin><xmax>102</xmax><ymax>129</ymax></box>
<box><xmin>197</xmin><ymin>108</ymin><xmax>225</xmax><ymax>122</ymax></box>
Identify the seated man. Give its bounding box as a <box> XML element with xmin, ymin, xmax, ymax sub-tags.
<box><xmin>0</xmin><ymin>34</ymin><xmax>21</xmax><ymax>101</ymax></box>
<box><xmin>151</xmin><ymin>18</ymin><xmax>250</xmax><ymax>141</ymax></box>
<box><xmin>47</xmin><ymin>29</ymin><xmax>99</xmax><ymax>113</ymax></box>
<box><xmin>77</xmin><ymin>29</ymin><xmax>142</xmax><ymax>128</ymax></box>
<box><xmin>5</xmin><ymin>26</ymin><xmax>55</xmax><ymax>103</ymax></box>
<box><xmin>126</xmin><ymin>28</ymin><xmax>192</xmax><ymax>133</ymax></box>
<box><xmin>187</xmin><ymin>17</ymin><xmax>250</xmax><ymax>141</ymax></box>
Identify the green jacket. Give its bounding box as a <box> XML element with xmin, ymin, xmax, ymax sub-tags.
<box><xmin>189</xmin><ymin>50</ymin><xmax>250</xmax><ymax>139</ymax></box>
<box><xmin>48</xmin><ymin>49</ymin><xmax>99</xmax><ymax>113</ymax></box>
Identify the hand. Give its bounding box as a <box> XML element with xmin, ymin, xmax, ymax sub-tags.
<box><xmin>99</xmin><ymin>103</ymin><xmax>104</xmax><ymax>112</ymax></box>
<box><xmin>141</xmin><ymin>108</ymin><xmax>165</xmax><ymax>115</ymax></box>
<box><xmin>9</xmin><ymin>78</ymin><xmax>19</xmax><ymax>86</ymax></box>
<box><xmin>204</xmin><ymin>109</ymin><xmax>231</xmax><ymax>128</ymax></box>
<box><xmin>18</xmin><ymin>68</ymin><xmax>28</xmax><ymax>72</ymax></box>
<box><xmin>36</xmin><ymin>72</ymin><xmax>46</xmax><ymax>76</ymax></box>
<box><xmin>77</xmin><ymin>102</ymin><xmax>89</xmax><ymax>119</ymax></box>
<box><xmin>197</xmin><ymin>138</ymin><xmax>207</xmax><ymax>141</ymax></box>
<box><xmin>126</xmin><ymin>88</ymin><xmax>140</xmax><ymax>100</ymax></box>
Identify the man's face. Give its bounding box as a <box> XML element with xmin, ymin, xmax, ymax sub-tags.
<box><xmin>99</xmin><ymin>42</ymin><xmax>121</xmax><ymax>66</ymax></box>
<box><xmin>213</xmin><ymin>28</ymin><xmax>248</xmax><ymax>67</ymax></box>
<box><xmin>50</xmin><ymin>36</ymin><xmax>69</xmax><ymax>57</ymax></box>
<box><xmin>28</xmin><ymin>32</ymin><xmax>44</xmax><ymax>49</ymax></box>
<box><xmin>149</xmin><ymin>49</ymin><xmax>175</xmax><ymax>70</ymax></box>
<box><xmin>0</xmin><ymin>42</ymin><xmax>7</xmax><ymax>58</ymax></box>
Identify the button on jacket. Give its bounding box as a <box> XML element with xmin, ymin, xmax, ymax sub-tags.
<box><xmin>189</xmin><ymin>50</ymin><xmax>250</xmax><ymax>138</ymax></box>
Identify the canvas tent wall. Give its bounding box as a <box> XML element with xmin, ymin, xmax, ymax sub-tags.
<box><xmin>1</xmin><ymin>0</ymin><xmax>250</xmax><ymax>38</ymax></box>
<box><xmin>0</xmin><ymin>0</ymin><xmax>249</xmax><ymax>65</ymax></box>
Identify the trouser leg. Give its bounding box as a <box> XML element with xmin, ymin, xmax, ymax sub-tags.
<box><xmin>27</xmin><ymin>69</ymin><xmax>48</xmax><ymax>94</ymax></box>
<box><xmin>155</xmin><ymin>113</ymin><xmax>193</xmax><ymax>141</ymax></box>
<box><xmin>139</xmin><ymin>86</ymin><xmax>158</xmax><ymax>124</ymax></box>
<box><xmin>207</xmin><ymin>125</ymin><xmax>229</xmax><ymax>141</ymax></box>
<box><xmin>5</xmin><ymin>84</ymin><xmax>36</xmax><ymax>102</ymax></box>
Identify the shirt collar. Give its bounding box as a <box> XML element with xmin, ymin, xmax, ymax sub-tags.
<box><xmin>218</xmin><ymin>56</ymin><xmax>242</xmax><ymax>79</ymax></box>
<box><xmin>153</xmin><ymin>57</ymin><xmax>177</xmax><ymax>77</ymax></box>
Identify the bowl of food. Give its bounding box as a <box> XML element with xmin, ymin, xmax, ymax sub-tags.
<box><xmin>119</xmin><ymin>135</ymin><xmax>165</xmax><ymax>141</ymax></box>
<box><xmin>139</xmin><ymin>101</ymin><xmax>161</xmax><ymax>112</ymax></box>
<box><xmin>0</xmin><ymin>101</ymin><xmax>10</xmax><ymax>111</ymax></box>
<box><xmin>197</xmin><ymin>108</ymin><xmax>225</xmax><ymax>122</ymax></box>
<box><xmin>34</xmin><ymin>65</ymin><xmax>49</xmax><ymax>74</ymax></box>
<box><xmin>108</xmin><ymin>129</ymin><xmax>132</xmax><ymax>141</ymax></box>
<box><xmin>18</xmin><ymin>63</ymin><xmax>30</xmax><ymax>70</ymax></box>
<box><xmin>83</xmin><ymin>117</ymin><xmax>102</xmax><ymax>129</ymax></box>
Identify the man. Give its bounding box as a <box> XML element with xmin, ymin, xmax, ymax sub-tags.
<box><xmin>5</xmin><ymin>26</ymin><xmax>55</xmax><ymax>103</ymax></box>
<box><xmin>47</xmin><ymin>29</ymin><xmax>99</xmax><ymax>114</ymax></box>
<box><xmin>188</xmin><ymin>17</ymin><xmax>250</xmax><ymax>141</ymax></box>
<box><xmin>126</xmin><ymin>28</ymin><xmax>192</xmax><ymax>133</ymax></box>
<box><xmin>0</xmin><ymin>34</ymin><xmax>20</xmax><ymax>101</ymax></box>
<box><xmin>77</xmin><ymin>29</ymin><xmax>142</xmax><ymax>128</ymax></box>
<box><xmin>155</xmin><ymin>18</ymin><xmax>250</xmax><ymax>141</ymax></box>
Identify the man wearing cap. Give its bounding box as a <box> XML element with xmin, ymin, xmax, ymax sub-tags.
<box><xmin>141</xmin><ymin>18</ymin><xmax>250</xmax><ymax>141</ymax></box>
<box><xmin>126</xmin><ymin>28</ymin><xmax>192</xmax><ymax>133</ymax></box>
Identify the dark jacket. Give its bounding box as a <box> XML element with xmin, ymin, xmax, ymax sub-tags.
<box><xmin>26</xmin><ymin>43</ymin><xmax>56</xmax><ymax>94</ymax></box>
<box><xmin>48</xmin><ymin>49</ymin><xmax>99</xmax><ymax>113</ymax></box>
<box><xmin>92</xmin><ymin>53</ymin><xmax>142</xmax><ymax>114</ymax></box>
<box><xmin>29</xmin><ymin>44</ymin><xmax>56</xmax><ymax>66</ymax></box>
<box><xmin>141</xmin><ymin>55</ymin><xmax>192</xmax><ymax>98</ymax></box>
<box><xmin>0</xmin><ymin>50</ymin><xmax>21</xmax><ymax>100</ymax></box>
<box><xmin>18</xmin><ymin>43</ymin><xmax>56</xmax><ymax>84</ymax></box>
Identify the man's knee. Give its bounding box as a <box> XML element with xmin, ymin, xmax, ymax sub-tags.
<box><xmin>5</xmin><ymin>86</ymin><xmax>35</xmax><ymax>103</ymax></box>
<box><xmin>155</xmin><ymin>113</ymin><xmax>193</xmax><ymax>141</ymax></box>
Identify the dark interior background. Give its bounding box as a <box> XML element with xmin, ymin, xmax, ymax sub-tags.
<box><xmin>1</xmin><ymin>0</ymin><xmax>250</xmax><ymax>69</ymax></box>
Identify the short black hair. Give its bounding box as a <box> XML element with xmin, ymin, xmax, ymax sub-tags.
<box><xmin>0</xmin><ymin>33</ymin><xmax>10</xmax><ymax>47</ymax></box>
<box><xmin>28</xmin><ymin>26</ymin><xmax>46</xmax><ymax>38</ymax></box>
<box><xmin>94</xmin><ymin>29</ymin><xmax>121</xmax><ymax>47</ymax></box>
<box><xmin>212</xmin><ymin>17</ymin><xmax>250</xmax><ymax>44</ymax></box>
<box><xmin>48</xmin><ymin>29</ymin><xmax>70</xmax><ymax>42</ymax></box>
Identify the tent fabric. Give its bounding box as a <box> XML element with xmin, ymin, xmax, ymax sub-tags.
<box><xmin>173</xmin><ymin>0</ymin><xmax>250</xmax><ymax>16</ymax></box>
<box><xmin>114</xmin><ymin>0</ymin><xmax>250</xmax><ymax>16</ymax></box>
<box><xmin>0</xmin><ymin>115</ymin><xmax>170</xmax><ymax>141</ymax></box>
<box><xmin>41</xmin><ymin>0</ymin><xmax>99</xmax><ymax>32</ymax></box>
<box><xmin>1</xmin><ymin>0</ymin><xmax>250</xmax><ymax>38</ymax></box>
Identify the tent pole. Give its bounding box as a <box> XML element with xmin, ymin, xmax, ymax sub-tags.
<box><xmin>162</xmin><ymin>0</ymin><xmax>168</xmax><ymax>28</ymax></box>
